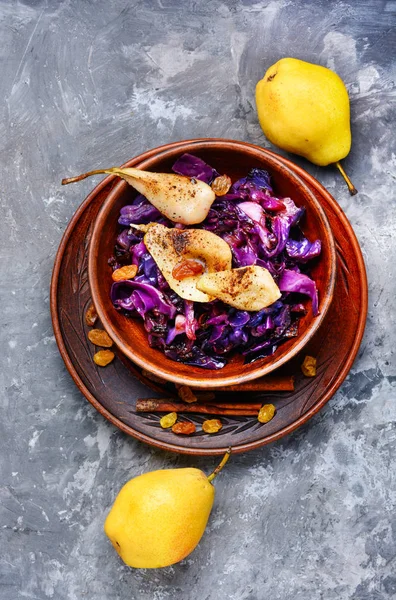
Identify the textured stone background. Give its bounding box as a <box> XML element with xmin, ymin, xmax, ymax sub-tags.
<box><xmin>1</xmin><ymin>1</ymin><xmax>395</xmax><ymax>598</ymax></box>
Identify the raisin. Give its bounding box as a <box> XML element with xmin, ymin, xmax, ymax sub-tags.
<box><xmin>301</xmin><ymin>355</ymin><xmax>317</xmax><ymax>377</ymax></box>
<box><xmin>160</xmin><ymin>412</ymin><xmax>178</xmax><ymax>429</ymax></box>
<box><xmin>172</xmin><ymin>422</ymin><xmax>196</xmax><ymax>435</ymax></box>
<box><xmin>85</xmin><ymin>303</ymin><xmax>98</xmax><ymax>327</ymax></box>
<box><xmin>88</xmin><ymin>329</ymin><xmax>113</xmax><ymax>348</ymax></box>
<box><xmin>112</xmin><ymin>264</ymin><xmax>138</xmax><ymax>282</ymax></box>
<box><xmin>177</xmin><ymin>385</ymin><xmax>198</xmax><ymax>404</ymax></box>
<box><xmin>258</xmin><ymin>404</ymin><xmax>276</xmax><ymax>424</ymax></box>
<box><xmin>211</xmin><ymin>174</ymin><xmax>232</xmax><ymax>196</ymax></box>
<box><xmin>172</xmin><ymin>260</ymin><xmax>204</xmax><ymax>281</ymax></box>
<box><xmin>202</xmin><ymin>419</ymin><xmax>223</xmax><ymax>433</ymax></box>
<box><xmin>93</xmin><ymin>350</ymin><xmax>115</xmax><ymax>366</ymax></box>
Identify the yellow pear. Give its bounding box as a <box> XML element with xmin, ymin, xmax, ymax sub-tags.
<box><xmin>256</xmin><ymin>57</ymin><xmax>357</xmax><ymax>194</ymax></box>
<box><xmin>104</xmin><ymin>449</ymin><xmax>230</xmax><ymax>568</ymax></box>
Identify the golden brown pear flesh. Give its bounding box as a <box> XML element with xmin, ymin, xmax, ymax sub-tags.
<box><xmin>197</xmin><ymin>265</ymin><xmax>281</xmax><ymax>311</ymax></box>
<box><xmin>144</xmin><ymin>223</ymin><xmax>232</xmax><ymax>302</ymax></box>
<box><xmin>256</xmin><ymin>57</ymin><xmax>357</xmax><ymax>194</ymax></box>
<box><xmin>62</xmin><ymin>167</ymin><xmax>216</xmax><ymax>224</ymax></box>
<box><xmin>104</xmin><ymin>449</ymin><xmax>231</xmax><ymax>569</ymax></box>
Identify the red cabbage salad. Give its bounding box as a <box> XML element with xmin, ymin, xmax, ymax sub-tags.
<box><xmin>109</xmin><ymin>154</ymin><xmax>321</xmax><ymax>370</ymax></box>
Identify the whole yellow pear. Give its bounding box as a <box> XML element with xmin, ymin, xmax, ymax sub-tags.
<box><xmin>104</xmin><ymin>451</ymin><xmax>230</xmax><ymax>569</ymax></box>
<box><xmin>256</xmin><ymin>57</ymin><xmax>351</xmax><ymax>167</ymax></box>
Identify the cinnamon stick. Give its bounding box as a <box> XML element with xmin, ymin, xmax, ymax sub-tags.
<box><xmin>195</xmin><ymin>392</ymin><xmax>216</xmax><ymax>402</ymax></box>
<box><xmin>193</xmin><ymin>401</ymin><xmax>262</xmax><ymax>410</ymax></box>
<box><xmin>193</xmin><ymin>375</ymin><xmax>294</xmax><ymax>393</ymax></box>
<box><xmin>136</xmin><ymin>398</ymin><xmax>260</xmax><ymax>416</ymax></box>
<box><xmin>140</xmin><ymin>370</ymin><xmax>293</xmax><ymax>393</ymax></box>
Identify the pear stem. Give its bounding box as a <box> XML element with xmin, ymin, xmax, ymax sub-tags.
<box><xmin>335</xmin><ymin>162</ymin><xmax>358</xmax><ymax>196</ymax></box>
<box><xmin>207</xmin><ymin>447</ymin><xmax>232</xmax><ymax>483</ymax></box>
<box><xmin>61</xmin><ymin>168</ymin><xmax>115</xmax><ymax>185</ymax></box>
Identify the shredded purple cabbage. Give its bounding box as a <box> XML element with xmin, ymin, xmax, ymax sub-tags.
<box><xmin>172</xmin><ymin>153</ymin><xmax>219</xmax><ymax>184</ymax></box>
<box><xmin>109</xmin><ymin>154</ymin><xmax>321</xmax><ymax>369</ymax></box>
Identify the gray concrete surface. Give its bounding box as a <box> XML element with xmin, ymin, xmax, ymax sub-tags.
<box><xmin>1</xmin><ymin>1</ymin><xmax>395</xmax><ymax>598</ymax></box>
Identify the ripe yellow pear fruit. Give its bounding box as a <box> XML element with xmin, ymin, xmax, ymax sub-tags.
<box><xmin>104</xmin><ymin>449</ymin><xmax>230</xmax><ymax>568</ymax></box>
<box><xmin>256</xmin><ymin>57</ymin><xmax>357</xmax><ymax>194</ymax></box>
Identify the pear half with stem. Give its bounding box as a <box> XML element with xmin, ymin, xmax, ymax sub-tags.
<box><xmin>62</xmin><ymin>166</ymin><xmax>216</xmax><ymax>224</ymax></box>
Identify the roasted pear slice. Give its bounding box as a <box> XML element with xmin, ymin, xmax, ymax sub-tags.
<box><xmin>62</xmin><ymin>167</ymin><xmax>215</xmax><ymax>225</ymax></box>
<box><xmin>197</xmin><ymin>265</ymin><xmax>281</xmax><ymax>311</ymax></box>
<box><xmin>144</xmin><ymin>224</ymin><xmax>232</xmax><ymax>302</ymax></box>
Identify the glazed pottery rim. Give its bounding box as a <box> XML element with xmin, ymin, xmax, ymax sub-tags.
<box><xmin>88</xmin><ymin>139</ymin><xmax>336</xmax><ymax>388</ymax></box>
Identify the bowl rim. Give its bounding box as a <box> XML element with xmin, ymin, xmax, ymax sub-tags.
<box><xmin>88</xmin><ymin>139</ymin><xmax>336</xmax><ymax>387</ymax></box>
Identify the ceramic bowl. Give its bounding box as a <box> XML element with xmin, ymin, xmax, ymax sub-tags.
<box><xmin>88</xmin><ymin>139</ymin><xmax>336</xmax><ymax>388</ymax></box>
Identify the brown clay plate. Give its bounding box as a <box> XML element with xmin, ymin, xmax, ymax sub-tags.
<box><xmin>51</xmin><ymin>140</ymin><xmax>368</xmax><ymax>455</ymax></box>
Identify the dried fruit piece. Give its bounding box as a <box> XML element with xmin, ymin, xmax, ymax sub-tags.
<box><xmin>258</xmin><ymin>403</ymin><xmax>276</xmax><ymax>424</ymax></box>
<box><xmin>112</xmin><ymin>264</ymin><xmax>138</xmax><ymax>282</ymax></box>
<box><xmin>85</xmin><ymin>302</ymin><xmax>98</xmax><ymax>327</ymax></box>
<box><xmin>211</xmin><ymin>174</ymin><xmax>232</xmax><ymax>196</ymax></box>
<box><xmin>172</xmin><ymin>259</ymin><xmax>204</xmax><ymax>281</ymax></box>
<box><xmin>202</xmin><ymin>419</ymin><xmax>223</xmax><ymax>433</ymax></box>
<box><xmin>93</xmin><ymin>349</ymin><xmax>115</xmax><ymax>366</ymax></box>
<box><xmin>160</xmin><ymin>412</ymin><xmax>178</xmax><ymax>429</ymax></box>
<box><xmin>177</xmin><ymin>385</ymin><xmax>198</xmax><ymax>404</ymax></box>
<box><xmin>88</xmin><ymin>328</ymin><xmax>113</xmax><ymax>348</ymax></box>
<box><xmin>172</xmin><ymin>422</ymin><xmax>196</xmax><ymax>435</ymax></box>
<box><xmin>301</xmin><ymin>355</ymin><xmax>317</xmax><ymax>377</ymax></box>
